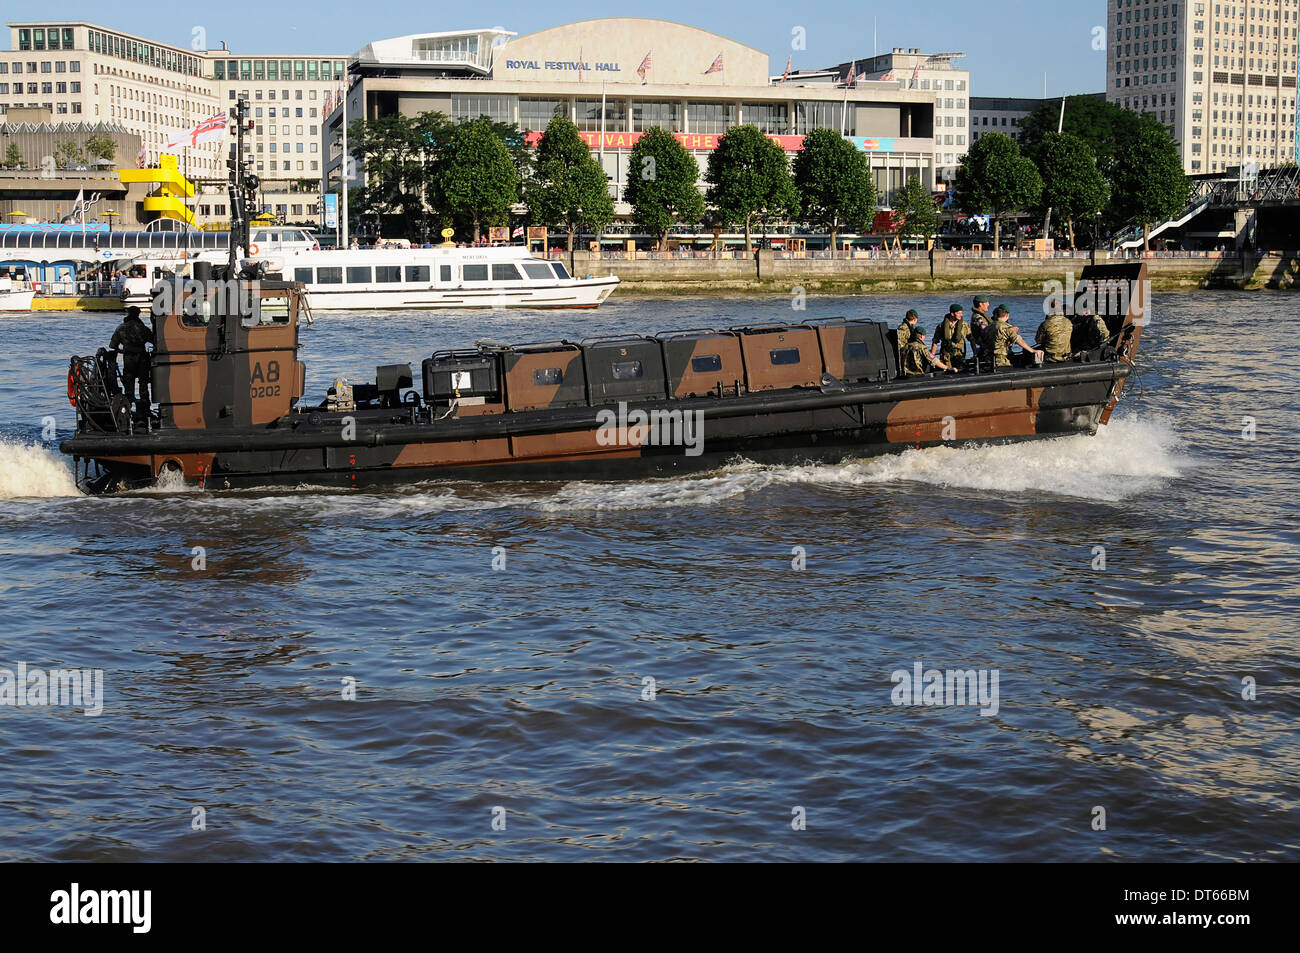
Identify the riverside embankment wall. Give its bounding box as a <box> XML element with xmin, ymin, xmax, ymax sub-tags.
<box><xmin>570</xmin><ymin>250</ymin><xmax>1300</xmax><ymax>295</ymax></box>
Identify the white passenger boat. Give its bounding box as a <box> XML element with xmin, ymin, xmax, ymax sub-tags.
<box><xmin>0</xmin><ymin>274</ymin><xmax>36</xmax><ymax>311</ymax></box>
<box><xmin>279</xmin><ymin>246</ymin><xmax>619</xmax><ymax>310</ymax></box>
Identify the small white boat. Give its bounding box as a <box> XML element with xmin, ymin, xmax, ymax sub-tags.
<box><xmin>279</xmin><ymin>245</ymin><xmax>619</xmax><ymax>310</ymax></box>
<box><xmin>0</xmin><ymin>275</ymin><xmax>36</xmax><ymax>311</ymax></box>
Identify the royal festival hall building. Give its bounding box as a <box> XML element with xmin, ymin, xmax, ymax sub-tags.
<box><xmin>324</xmin><ymin>19</ymin><xmax>939</xmax><ymax>227</ymax></box>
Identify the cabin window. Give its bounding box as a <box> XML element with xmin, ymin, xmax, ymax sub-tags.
<box><xmin>691</xmin><ymin>354</ymin><xmax>723</xmax><ymax>373</ymax></box>
<box><xmin>405</xmin><ymin>266</ymin><xmax>430</xmax><ymax>283</ymax></box>
<box><xmin>523</xmin><ymin>262</ymin><xmax>553</xmax><ymax>280</ymax></box>
<box><xmin>492</xmin><ymin>263</ymin><xmax>522</xmax><ymax>281</ymax></box>
<box><xmin>376</xmin><ymin>266</ymin><xmax>401</xmax><ymax>283</ymax></box>
<box><xmin>439</xmin><ymin>265</ymin><xmax>452</xmax><ymax>283</ymax></box>
<box><xmin>770</xmin><ymin>348</ymin><xmax>801</xmax><ymax>365</ymax></box>
<box><xmin>346</xmin><ymin>266</ymin><xmax>372</xmax><ymax>283</ymax></box>
<box><xmin>463</xmin><ymin>264</ymin><xmax>488</xmax><ymax>282</ymax></box>
<box><xmin>293</xmin><ymin>268</ymin><xmax>312</xmax><ymax>284</ymax></box>
<box><xmin>552</xmin><ymin>262</ymin><xmax>571</xmax><ymax>280</ymax></box>
<box><xmin>316</xmin><ymin>267</ymin><xmax>342</xmax><ymax>284</ymax></box>
<box><xmin>533</xmin><ymin>367</ymin><xmax>563</xmax><ymax>386</ymax></box>
<box><xmin>847</xmin><ymin>340</ymin><xmax>869</xmax><ymax>359</ymax></box>
<box><xmin>611</xmin><ymin>361</ymin><xmax>643</xmax><ymax>380</ymax></box>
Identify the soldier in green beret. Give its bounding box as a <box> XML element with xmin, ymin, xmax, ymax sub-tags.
<box><xmin>932</xmin><ymin>304</ymin><xmax>972</xmax><ymax>371</ymax></box>
<box><xmin>901</xmin><ymin>326</ymin><xmax>950</xmax><ymax>375</ymax></box>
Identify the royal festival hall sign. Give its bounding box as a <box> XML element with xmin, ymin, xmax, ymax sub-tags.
<box><xmin>504</xmin><ymin>59</ymin><xmax>622</xmax><ymax>73</ymax></box>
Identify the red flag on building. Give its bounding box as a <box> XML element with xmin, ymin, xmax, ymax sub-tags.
<box><xmin>704</xmin><ymin>52</ymin><xmax>723</xmax><ymax>75</ymax></box>
<box><xmin>781</xmin><ymin>57</ymin><xmax>791</xmax><ymax>83</ymax></box>
<box><xmin>845</xmin><ymin>61</ymin><xmax>857</xmax><ymax>86</ymax></box>
<box><xmin>909</xmin><ymin>64</ymin><xmax>920</xmax><ymax>88</ymax></box>
<box><xmin>636</xmin><ymin>51</ymin><xmax>652</xmax><ymax>83</ymax></box>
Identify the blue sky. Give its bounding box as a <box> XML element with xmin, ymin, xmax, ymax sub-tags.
<box><xmin>14</xmin><ymin>1</ymin><xmax>1108</xmax><ymax>97</ymax></box>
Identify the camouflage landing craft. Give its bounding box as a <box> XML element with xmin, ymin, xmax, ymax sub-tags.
<box><xmin>61</xmin><ymin>263</ymin><xmax>1145</xmax><ymax>493</ymax></box>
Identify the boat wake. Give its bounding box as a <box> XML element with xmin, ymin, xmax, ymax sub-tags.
<box><xmin>0</xmin><ymin>415</ymin><xmax>1186</xmax><ymax>512</ymax></box>
<box><xmin>0</xmin><ymin>439</ymin><xmax>82</xmax><ymax>500</ymax></box>
<box><xmin>535</xmin><ymin>414</ymin><xmax>1188</xmax><ymax>511</ymax></box>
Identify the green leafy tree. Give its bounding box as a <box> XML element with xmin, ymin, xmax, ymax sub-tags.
<box><xmin>55</xmin><ymin>138</ymin><xmax>85</xmax><ymax>169</ymax></box>
<box><xmin>526</xmin><ymin>116</ymin><xmax>613</xmax><ymax>253</ymax></box>
<box><xmin>893</xmin><ymin>175</ymin><xmax>940</xmax><ymax>247</ymax></box>
<box><xmin>84</xmin><ymin>134</ymin><xmax>117</xmax><ymax>162</ymax></box>
<box><xmin>1018</xmin><ymin>96</ymin><xmax>1133</xmax><ymax>180</ymax></box>
<box><xmin>1</xmin><ymin>141</ymin><xmax>23</xmax><ymax>170</ymax></box>
<box><xmin>1034</xmin><ymin>131</ymin><xmax>1109</xmax><ymax>249</ymax></box>
<box><xmin>624</xmin><ymin>127</ymin><xmax>705</xmax><ymax>250</ymax></box>
<box><xmin>791</xmin><ymin>128</ymin><xmax>876</xmax><ymax>250</ymax></box>
<box><xmin>955</xmin><ymin>132</ymin><xmax>1042</xmax><ymax>250</ymax></box>
<box><xmin>705</xmin><ymin>124</ymin><xmax>799</xmax><ymax>252</ymax></box>
<box><xmin>1110</xmin><ymin>113</ymin><xmax>1191</xmax><ymax>251</ymax></box>
<box><xmin>433</xmin><ymin>118</ymin><xmax>521</xmax><ymax>242</ymax></box>
<box><xmin>348</xmin><ymin>113</ymin><xmax>444</xmax><ymax>240</ymax></box>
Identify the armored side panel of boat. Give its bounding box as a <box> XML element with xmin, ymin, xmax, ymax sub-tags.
<box><xmin>734</xmin><ymin>325</ymin><xmax>824</xmax><ymax>392</ymax></box>
<box><xmin>814</xmin><ymin>319</ymin><xmax>896</xmax><ymax>384</ymax></box>
<box><xmin>503</xmin><ymin>342</ymin><xmax>587</xmax><ymax>411</ymax></box>
<box><xmin>581</xmin><ymin>336</ymin><xmax>668</xmax><ymax>403</ymax></box>
<box><xmin>659</xmin><ymin>330</ymin><xmax>746</xmax><ymax>398</ymax></box>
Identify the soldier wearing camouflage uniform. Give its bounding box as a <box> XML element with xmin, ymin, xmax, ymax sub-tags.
<box><xmin>897</xmin><ymin>309</ymin><xmax>919</xmax><ymax>350</ymax></box>
<box><xmin>1079</xmin><ymin>312</ymin><xmax>1112</xmax><ymax>351</ymax></box>
<box><xmin>901</xmin><ymin>327</ymin><xmax>950</xmax><ymax>376</ymax></box>
<box><xmin>989</xmin><ymin>306</ymin><xmax>1042</xmax><ymax>368</ymax></box>
<box><xmin>969</xmin><ymin>295</ymin><xmax>994</xmax><ymax>368</ymax></box>
<box><xmin>109</xmin><ymin>306</ymin><xmax>154</xmax><ymax>416</ymax></box>
<box><xmin>1035</xmin><ymin>312</ymin><xmax>1076</xmax><ymax>363</ymax></box>
<box><xmin>932</xmin><ymin>305</ymin><xmax>972</xmax><ymax>371</ymax></box>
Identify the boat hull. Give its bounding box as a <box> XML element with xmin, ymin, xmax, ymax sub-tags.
<box><xmin>62</xmin><ymin>363</ymin><xmax>1127</xmax><ymax>492</ymax></box>
<box><xmin>0</xmin><ymin>289</ymin><xmax>35</xmax><ymax>311</ymax></box>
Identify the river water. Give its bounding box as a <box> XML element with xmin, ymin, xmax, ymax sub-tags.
<box><xmin>0</xmin><ymin>289</ymin><xmax>1296</xmax><ymax>862</ymax></box>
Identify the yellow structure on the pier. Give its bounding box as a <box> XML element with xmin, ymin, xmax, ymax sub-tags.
<box><xmin>118</xmin><ymin>155</ymin><xmax>197</xmax><ymax>226</ymax></box>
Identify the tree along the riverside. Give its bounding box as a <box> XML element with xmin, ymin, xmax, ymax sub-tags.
<box><xmin>432</xmin><ymin>118</ymin><xmax>521</xmax><ymax>242</ymax></box>
<box><xmin>792</xmin><ymin>128</ymin><xmax>876</xmax><ymax>252</ymax></box>
<box><xmin>1110</xmin><ymin>112</ymin><xmax>1191</xmax><ymax>251</ymax></box>
<box><xmin>526</xmin><ymin>116</ymin><xmax>613</xmax><ymax>254</ymax></box>
<box><xmin>955</xmin><ymin>132</ymin><xmax>1042</xmax><ymax>251</ymax></box>
<box><xmin>892</xmin><ymin>175</ymin><xmax>941</xmax><ymax>247</ymax></box>
<box><xmin>706</xmin><ymin>124</ymin><xmax>799</xmax><ymax>253</ymax></box>
<box><xmin>345</xmin><ymin>111</ymin><xmax>528</xmax><ymax>242</ymax></box>
<box><xmin>624</xmin><ymin>127</ymin><xmax>705</xmax><ymax>251</ymax></box>
<box><xmin>1018</xmin><ymin>96</ymin><xmax>1189</xmax><ymax>242</ymax></box>
<box><xmin>1033</xmin><ymin>131</ymin><xmax>1110</xmax><ymax>249</ymax></box>
<box><xmin>346</xmin><ymin>113</ymin><xmax>440</xmax><ymax>241</ymax></box>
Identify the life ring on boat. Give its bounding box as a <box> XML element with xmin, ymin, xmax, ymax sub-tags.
<box><xmin>67</xmin><ymin>367</ymin><xmax>77</xmax><ymax>406</ymax></box>
<box><xmin>248</xmin><ymin>243</ymin><xmax>260</xmax><ymax>256</ymax></box>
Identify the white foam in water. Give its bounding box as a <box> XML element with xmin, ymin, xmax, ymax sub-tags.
<box><xmin>0</xmin><ymin>439</ymin><xmax>82</xmax><ymax>500</ymax></box>
<box><xmin>533</xmin><ymin>415</ymin><xmax>1188</xmax><ymax>511</ymax></box>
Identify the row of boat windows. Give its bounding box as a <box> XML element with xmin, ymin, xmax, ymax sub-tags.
<box><xmin>0</xmin><ymin>232</ymin><xmax>226</xmax><ymax>249</ymax></box>
<box><xmin>531</xmin><ymin>345</ymin><xmax>851</xmax><ymax>385</ymax></box>
<box><xmin>294</xmin><ymin>261</ymin><xmax>571</xmax><ymax>285</ymax></box>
